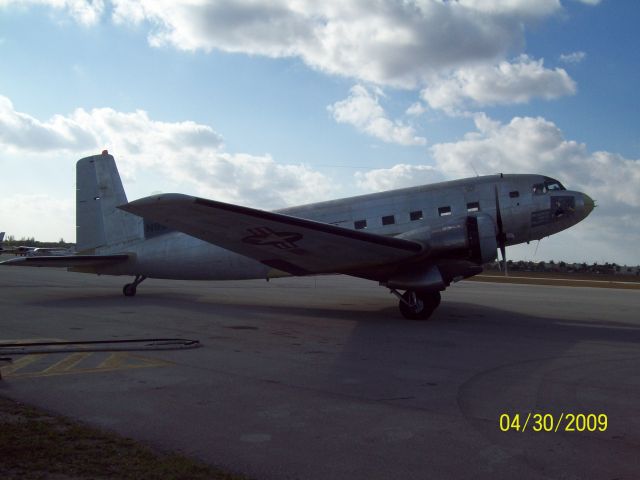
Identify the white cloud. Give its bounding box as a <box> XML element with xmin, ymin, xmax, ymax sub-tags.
<box><xmin>0</xmin><ymin>94</ymin><xmax>334</xmax><ymax>209</ymax></box>
<box><xmin>421</xmin><ymin>55</ymin><xmax>576</xmax><ymax>115</ymax></box>
<box><xmin>0</xmin><ymin>0</ymin><xmax>104</xmax><ymax>25</ymax></box>
<box><xmin>406</xmin><ymin>102</ymin><xmax>427</xmax><ymax>116</ymax></box>
<box><xmin>328</xmin><ymin>85</ymin><xmax>426</xmax><ymax>146</ymax></box>
<box><xmin>168</xmin><ymin>152</ymin><xmax>334</xmax><ymax>208</ymax></box>
<box><xmin>1</xmin><ymin>0</ymin><xmax>568</xmax><ymax>89</ymax></box>
<box><xmin>559</xmin><ymin>51</ymin><xmax>586</xmax><ymax>64</ymax></box>
<box><xmin>456</xmin><ymin>0</ymin><xmax>562</xmax><ymax>16</ymax></box>
<box><xmin>355</xmin><ymin>164</ymin><xmax>443</xmax><ymax>192</ymax></box>
<box><xmin>0</xmin><ymin>96</ymin><xmax>97</xmax><ymax>152</ymax></box>
<box><xmin>0</xmin><ymin>194</ymin><xmax>74</xmax><ymax>242</ymax></box>
<box><xmin>0</xmin><ymin>95</ymin><xmax>221</xmax><ymax>156</ymax></box>
<box><xmin>3</xmin><ymin>1</ymin><xmax>583</xmax><ymax>120</ymax></box>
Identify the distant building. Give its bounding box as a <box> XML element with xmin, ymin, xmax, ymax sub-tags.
<box><xmin>616</xmin><ymin>266</ymin><xmax>640</xmax><ymax>276</ymax></box>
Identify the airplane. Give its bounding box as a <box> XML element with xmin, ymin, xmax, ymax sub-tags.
<box><xmin>8</xmin><ymin>246</ymin><xmax>37</xmax><ymax>256</ymax></box>
<box><xmin>0</xmin><ymin>234</ymin><xmax>39</xmax><ymax>256</ymax></box>
<box><xmin>0</xmin><ymin>243</ymin><xmax>70</xmax><ymax>257</ymax></box>
<box><xmin>0</xmin><ymin>150</ymin><xmax>594</xmax><ymax>320</ymax></box>
<box><xmin>27</xmin><ymin>247</ymin><xmax>75</xmax><ymax>257</ymax></box>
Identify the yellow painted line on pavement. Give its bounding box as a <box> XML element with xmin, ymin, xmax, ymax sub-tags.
<box><xmin>6</xmin><ymin>352</ymin><xmax>172</xmax><ymax>378</ymax></box>
<box><xmin>0</xmin><ymin>355</ymin><xmax>42</xmax><ymax>376</ymax></box>
<box><xmin>41</xmin><ymin>352</ymin><xmax>92</xmax><ymax>375</ymax></box>
<box><xmin>1</xmin><ymin>338</ymin><xmax>175</xmax><ymax>379</ymax></box>
<box><xmin>97</xmin><ymin>352</ymin><xmax>173</xmax><ymax>371</ymax></box>
<box><xmin>1</xmin><ymin>352</ymin><xmax>173</xmax><ymax>379</ymax></box>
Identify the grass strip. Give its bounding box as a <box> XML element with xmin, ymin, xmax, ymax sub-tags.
<box><xmin>0</xmin><ymin>395</ymin><xmax>250</xmax><ymax>480</ymax></box>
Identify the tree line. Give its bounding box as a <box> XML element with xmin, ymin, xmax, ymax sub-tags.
<box><xmin>1</xmin><ymin>235</ymin><xmax>75</xmax><ymax>249</ymax></box>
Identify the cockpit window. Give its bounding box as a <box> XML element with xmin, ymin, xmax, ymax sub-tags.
<box><xmin>544</xmin><ymin>180</ymin><xmax>565</xmax><ymax>191</ymax></box>
<box><xmin>543</xmin><ymin>176</ymin><xmax>566</xmax><ymax>191</ymax></box>
<box><xmin>533</xmin><ymin>179</ymin><xmax>566</xmax><ymax>195</ymax></box>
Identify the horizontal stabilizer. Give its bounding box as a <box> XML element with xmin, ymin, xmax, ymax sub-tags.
<box><xmin>120</xmin><ymin>194</ymin><xmax>423</xmax><ymax>275</ymax></box>
<box><xmin>0</xmin><ymin>254</ymin><xmax>130</xmax><ymax>268</ymax></box>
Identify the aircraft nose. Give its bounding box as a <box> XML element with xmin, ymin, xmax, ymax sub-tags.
<box><xmin>582</xmin><ymin>193</ymin><xmax>595</xmax><ymax>216</ymax></box>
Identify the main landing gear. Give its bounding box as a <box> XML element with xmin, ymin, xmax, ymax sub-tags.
<box><xmin>391</xmin><ymin>289</ymin><xmax>441</xmax><ymax>320</ymax></box>
<box><xmin>123</xmin><ymin>275</ymin><xmax>147</xmax><ymax>297</ymax></box>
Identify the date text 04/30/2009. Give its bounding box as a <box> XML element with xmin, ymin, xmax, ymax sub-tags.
<box><xmin>499</xmin><ymin>413</ymin><xmax>607</xmax><ymax>432</ymax></box>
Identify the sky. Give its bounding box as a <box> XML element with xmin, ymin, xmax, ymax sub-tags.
<box><xmin>0</xmin><ymin>0</ymin><xmax>638</xmax><ymax>265</ymax></box>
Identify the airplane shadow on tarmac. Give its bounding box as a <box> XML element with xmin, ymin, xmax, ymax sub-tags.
<box><xmin>26</xmin><ymin>287</ymin><xmax>640</xmax><ymax>344</ymax></box>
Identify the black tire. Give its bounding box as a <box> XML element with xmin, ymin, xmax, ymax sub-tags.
<box><xmin>431</xmin><ymin>290</ymin><xmax>441</xmax><ymax>308</ymax></box>
<box><xmin>123</xmin><ymin>283</ymin><xmax>137</xmax><ymax>297</ymax></box>
<box><xmin>398</xmin><ymin>290</ymin><xmax>441</xmax><ymax>320</ymax></box>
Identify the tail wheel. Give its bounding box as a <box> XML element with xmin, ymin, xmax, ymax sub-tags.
<box><xmin>399</xmin><ymin>290</ymin><xmax>441</xmax><ymax>320</ymax></box>
<box><xmin>123</xmin><ymin>283</ymin><xmax>137</xmax><ymax>297</ymax></box>
<box><xmin>122</xmin><ymin>274</ymin><xmax>146</xmax><ymax>297</ymax></box>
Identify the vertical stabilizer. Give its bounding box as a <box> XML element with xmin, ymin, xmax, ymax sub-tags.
<box><xmin>0</xmin><ymin>232</ymin><xmax>4</xmax><ymax>243</ymax></box>
<box><xmin>76</xmin><ymin>152</ymin><xmax>143</xmax><ymax>253</ymax></box>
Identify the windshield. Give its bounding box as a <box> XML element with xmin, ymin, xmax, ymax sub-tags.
<box><xmin>543</xmin><ymin>177</ymin><xmax>566</xmax><ymax>191</ymax></box>
<box><xmin>533</xmin><ymin>178</ymin><xmax>566</xmax><ymax>194</ymax></box>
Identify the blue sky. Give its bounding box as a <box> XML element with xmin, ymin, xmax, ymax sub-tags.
<box><xmin>0</xmin><ymin>0</ymin><xmax>638</xmax><ymax>265</ymax></box>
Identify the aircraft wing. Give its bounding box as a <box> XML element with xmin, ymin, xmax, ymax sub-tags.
<box><xmin>120</xmin><ymin>194</ymin><xmax>424</xmax><ymax>275</ymax></box>
<box><xmin>0</xmin><ymin>254</ymin><xmax>130</xmax><ymax>268</ymax></box>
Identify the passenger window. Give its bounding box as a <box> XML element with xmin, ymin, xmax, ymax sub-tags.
<box><xmin>410</xmin><ymin>210</ymin><xmax>423</xmax><ymax>221</ymax></box>
<box><xmin>466</xmin><ymin>202</ymin><xmax>480</xmax><ymax>212</ymax></box>
<box><xmin>382</xmin><ymin>215</ymin><xmax>395</xmax><ymax>226</ymax></box>
<box><xmin>509</xmin><ymin>191</ymin><xmax>519</xmax><ymax>198</ymax></box>
<box><xmin>354</xmin><ymin>219</ymin><xmax>367</xmax><ymax>230</ymax></box>
<box><xmin>438</xmin><ymin>206</ymin><xmax>452</xmax><ymax>216</ymax></box>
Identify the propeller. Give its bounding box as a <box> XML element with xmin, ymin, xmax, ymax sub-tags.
<box><xmin>494</xmin><ymin>185</ymin><xmax>508</xmax><ymax>276</ymax></box>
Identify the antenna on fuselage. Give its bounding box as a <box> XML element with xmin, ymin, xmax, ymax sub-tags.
<box><xmin>470</xmin><ymin>163</ymin><xmax>480</xmax><ymax>177</ymax></box>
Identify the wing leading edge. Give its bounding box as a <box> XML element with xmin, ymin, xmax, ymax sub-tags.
<box><xmin>120</xmin><ymin>194</ymin><xmax>423</xmax><ymax>275</ymax></box>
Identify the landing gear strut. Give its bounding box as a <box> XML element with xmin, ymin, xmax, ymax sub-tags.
<box><xmin>123</xmin><ymin>275</ymin><xmax>147</xmax><ymax>297</ymax></box>
<box><xmin>391</xmin><ymin>289</ymin><xmax>441</xmax><ymax>320</ymax></box>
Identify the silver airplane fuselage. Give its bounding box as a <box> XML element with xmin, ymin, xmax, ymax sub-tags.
<box><xmin>90</xmin><ymin>173</ymin><xmax>593</xmax><ymax>281</ymax></box>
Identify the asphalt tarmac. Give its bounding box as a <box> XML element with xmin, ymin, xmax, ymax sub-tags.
<box><xmin>1</xmin><ymin>264</ymin><xmax>639</xmax><ymax>479</ymax></box>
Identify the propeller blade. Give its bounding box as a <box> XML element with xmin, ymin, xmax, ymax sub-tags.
<box><xmin>500</xmin><ymin>243</ymin><xmax>507</xmax><ymax>276</ymax></box>
<box><xmin>494</xmin><ymin>185</ymin><xmax>504</xmax><ymax>235</ymax></box>
<box><xmin>494</xmin><ymin>185</ymin><xmax>508</xmax><ymax>276</ymax></box>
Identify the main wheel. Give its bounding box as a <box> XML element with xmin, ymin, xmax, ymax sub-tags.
<box><xmin>398</xmin><ymin>290</ymin><xmax>441</xmax><ymax>320</ymax></box>
<box><xmin>123</xmin><ymin>283</ymin><xmax>137</xmax><ymax>297</ymax></box>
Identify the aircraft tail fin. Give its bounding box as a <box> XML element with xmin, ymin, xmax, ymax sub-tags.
<box><xmin>0</xmin><ymin>232</ymin><xmax>4</xmax><ymax>243</ymax></box>
<box><xmin>76</xmin><ymin>151</ymin><xmax>143</xmax><ymax>253</ymax></box>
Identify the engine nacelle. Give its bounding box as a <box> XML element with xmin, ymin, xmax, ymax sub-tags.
<box><xmin>385</xmin><ymin>265</ymin><xmax>446</xmax><ymax>291</ymax></box>
<box><xmin>398</xmin><ymin>213</ymin><xmax>497</xmax><ymax>265</ymax></box>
